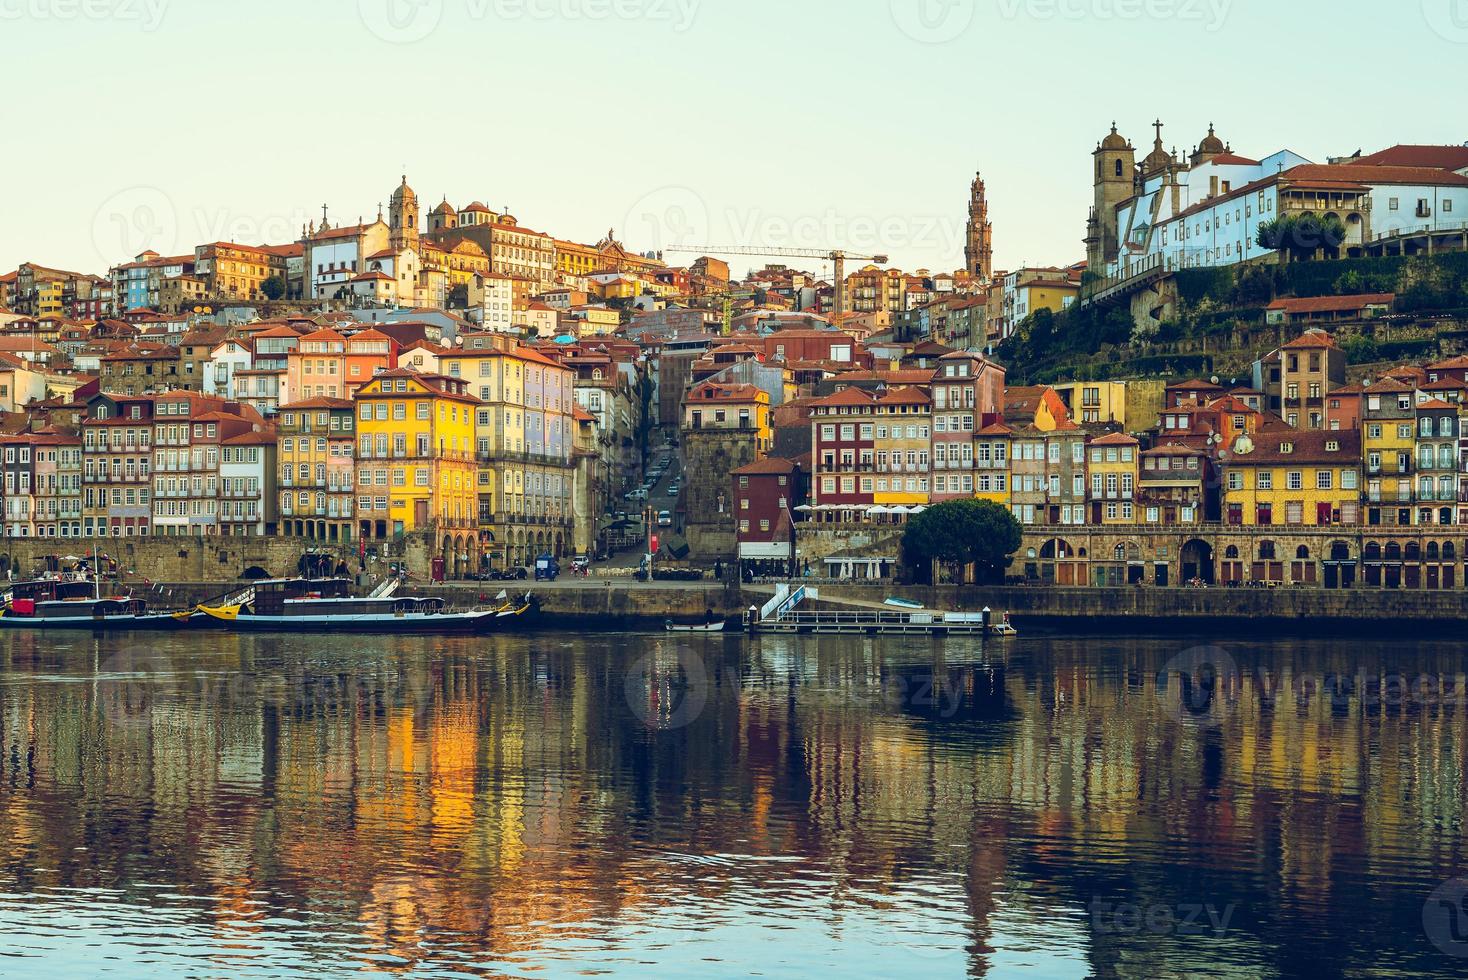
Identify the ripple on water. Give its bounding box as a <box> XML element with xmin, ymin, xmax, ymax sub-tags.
<box><xmin>0</xmin><ymin>630</ymin><xmax>1465</xmax><ymax>978</ymax></box>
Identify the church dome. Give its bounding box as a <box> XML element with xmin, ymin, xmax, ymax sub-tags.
<box><xmin>431</xmin><ymin>198</ymin><xmax>454</xmax><ymax>215</ymax></box>
<box><xmin>390</xmin><ymin>175</ymin><xmax>417</xmax><ymax>204</ymax></box>
<box><xmin>1100</xmin><ymin>123</ymin><xmax>1129</xmax><ymax>150</ymax></box>
<box><xmin>1197</xmin><ymin>124</ymin><xmax>1225</xmax><ymax>154</ymax></box>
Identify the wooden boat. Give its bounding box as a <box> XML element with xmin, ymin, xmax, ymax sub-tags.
<box><xmin>0</xmin><ymin>577</ymin><xmax>194</xmax><ymax>631</ymax></box>
<box><xmin>197</xmin><ymin>578</ymin><xmax>532</xmax><ymax>634</ymax></box>
<box><xmin>665</xmin><ymin>619</ymin><xmax>726</xmax><ymax>633</ymax></box>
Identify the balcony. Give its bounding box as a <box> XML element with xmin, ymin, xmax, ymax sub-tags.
<box><xmin>477</xmin><ymin>450</ymin><xmax>572</xmax><ymax>467</ymax></box>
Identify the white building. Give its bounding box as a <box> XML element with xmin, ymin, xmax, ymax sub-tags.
<box><xmin>219</xmin><ymin>431</ymin><xmax>274</xmax><ymax>536</ymax></box>
<box><xmin>206</xmin><ymin>339</ymin><xmax>253</xmax><ymax>399</ymax></box>
<box><xmin>472</xmin><ymin>271</ymin><xmax>515</xmax><ymax>333</ymax></box>
<box><xmin>1092</xmin><ymin>124</ymin><xmax>1468</xmax><ymax>284</ymax></box>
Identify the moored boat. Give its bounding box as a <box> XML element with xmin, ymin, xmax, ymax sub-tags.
<box><xmin>0</xmin><ymin>577</ymin><xmax>192</xmax><ymax>631</ymax></box>
<box><xmin>665</xmin><ymin>620</ymin><xmax>726</xmax><ymax>633</ymax></box>
<box><xmin>197</xmin><ymin>578</ymin><xmax>534</xmax><ymax>634</ymax></box>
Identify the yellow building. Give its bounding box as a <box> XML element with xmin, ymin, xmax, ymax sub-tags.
<box><xmin>1051</xmin><ymin>380</ymin><xmax>1130</xmax><ymax>427</ymax></box>
<box><xmin>422</xmin><ymin>235</ymin><xmax>491</xmax><ymax>291</ymax></box>
<box><xmin>554</xmin><ymin>239</ymin><xmax>603</xmax><ymax>280</ymax></box>
<box><xmin>277</xmin><ymin>397</ymin><xmax>357</xmax><ymax>543</ymax></box>
<box><xmin>872</xmin><ymin>387</ymin><xmax>932</xmax><ymax>506</ymax></box>
<box><xmin>438</xmin><ymin>333</ymin><xmax>579</xmax><ymax>567</ymax></box>
<box><xmin>1087</xmin><ymin>433</ymin><xmax>1139</xmax><ymax>525</ymax></box>
<box><xmin>974</xmin><ymin>422</ymin><xmax>1012</xmax><ymax>506</ymax></box>
<box><xmin>1003</xmin><ymin>385</ymin><xmax>1074</xmax><ymax>433</ymax></box>
<box><xmin>353</xmin><ymin>368</ymin><xmax>479</xmax><ymax>555</ymax></box>
<box><xmin>846</xmin><ymin>265</ymin><xmax>907</xmax><ymax>315</ymax></box>
<box><xmin>1361</xmin><ymin>379</ymin><xmax>1417</xmax><ymax>525</ymax></box>
<box><xmin>684</xmin><ymin>381</ymin><xmax>773</xmax><ymax>453</ymax></box>
<box><xmin>569</xmin><ymin>306</ymin><xmax>621</xmax><ymax>337</ymax></box>
<box><xmin>1221</xmin><ymin>429</ymin><xmax>1362</xmax><ymax>528</ymax></box>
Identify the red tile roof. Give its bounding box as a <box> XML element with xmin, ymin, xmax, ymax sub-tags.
<box><xmin>1355</xmin><ymin>145</ymin><xmax>1468</xmax><ymax>171</ymax></box>
<box><xmin>731</xmin><ymin>456</ymin><xmax>799</xmax><ymax>476</ymax></box>
<box><xmin>1268</xmin><ymin>294</ymin><xmax>1394</xmax><ymax>315</ymax></box>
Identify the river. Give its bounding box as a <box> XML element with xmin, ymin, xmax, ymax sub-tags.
<box><xmin>0</xmin><ymin>628</ymin><xmax>1465</xmax><ymax>978</ymax></box>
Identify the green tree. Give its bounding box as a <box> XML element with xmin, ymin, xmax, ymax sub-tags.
<box><xmin>1257</xmin><ymin>214</ymin><xmax>1346</xmax><ymax>261</ymax></box>
<box><xmin>260</xmin><ymin>275</ymin><xmax>286</xmax><ymax>301</ymax></box>
<box><xmin>902</xmin><ymin>499</ymin><xmax>1022</xmax><ymax>585</ymax></box>
<box><xmin>447</xmin><ymin>284</ymin><xmax>469</xmax><ymax>309</ymax></box>
<box><xmin>1341</xmin><ymin>334</ymin><xmax>1379</xmax><ymax>364</ymax></box>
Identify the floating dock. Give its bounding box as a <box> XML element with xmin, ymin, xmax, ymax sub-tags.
<box><xmin>746</xmin><ymin>586</ymin><xmax>1015</xmax><ymax>637</ymax></box>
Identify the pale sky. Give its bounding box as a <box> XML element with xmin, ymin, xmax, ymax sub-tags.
<box><xmin>3</xmin><ymin>0</ymin><xmax>1464</xmax><ymax>281</ymax></box>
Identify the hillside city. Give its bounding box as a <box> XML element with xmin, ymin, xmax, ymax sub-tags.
<box><xmin>5</xmin><ymin>126</ymin><xmax>1468</xmax><ymax>590</ymax></box>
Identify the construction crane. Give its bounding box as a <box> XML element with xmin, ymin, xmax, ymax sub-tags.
<box><xmin>663</xmin><ymin>245</ymin><xmax>890</xmax><ymax>326</ymax></box>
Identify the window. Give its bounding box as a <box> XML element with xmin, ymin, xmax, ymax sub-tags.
<box><xmin>1287</xmin><ymin>471</ymin><xmax>1303</xmax><ymax>491</ymax></box>
<box><xmin>1316</xmin><ymin>471</ymin><xmax>1333</xmax><ymax>490</ymax></box>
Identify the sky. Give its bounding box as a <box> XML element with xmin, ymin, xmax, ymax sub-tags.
<box><xmin>2</xmin><ymin>0</ymin><xmax>1465</xmax><ymax>282</ymax></box>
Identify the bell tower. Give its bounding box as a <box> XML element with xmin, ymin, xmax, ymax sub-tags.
<box><xmin>389</xmin><ymin>175</ymin><xmax>420</xmax><ymax>252</ymax></box>
<box><xmin>1087</xmin><ymin>122</ymin><xmax>1136</xmax><ymax>274</ymax></box>
<box><xmin>964</xmin><ymin>172</ymin><xmax>994</xmax><ymax>284</ymax></box>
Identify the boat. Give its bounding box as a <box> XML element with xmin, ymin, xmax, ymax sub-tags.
<box><xmin>883</xmin><ymin>597</ymin><xmax>926</xmax><ymax>610</ymax></box>
<box><xmin>197</xmin><ymin>578</ymin><xmax>533</xmax><ymax>634</ymax></box>
<box><xmin>0</xmin><ymin>577</ymin><xmax>193</xmax><ymax>631</ymax></box>
<box><xmin>666</xmin><ymin>619</ymin><xmax>726</xmax><ymax>633</ymax></box>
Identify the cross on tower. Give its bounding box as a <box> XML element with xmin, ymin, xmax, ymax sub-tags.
<box><xmin>1153</xmin><ymin>119</ymin><xmax>1164</xmax><ymax>144</ymax></box>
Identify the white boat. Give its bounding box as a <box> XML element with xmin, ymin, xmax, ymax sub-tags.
<box><xmin>666</xmin><ymin>619</ymin><xmax>726</xmax><ymax>633</ymax></box>
<box><xmin>884</xmin><ymin>597</ymin><xmax>926</xmax><ymax>610</ymax></box>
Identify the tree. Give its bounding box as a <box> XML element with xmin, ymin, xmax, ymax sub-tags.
<box><xmin>260</xmin><ymin>275</ymin><xmax>286</xmax><ymax>301</ymax></box>
<box><xmin>902</xmin><ymin>499</ymin><xmax>1023</xmax><ymax>585</ymax></box>
<box><xmin>447</xmin><ymin>284</ymin><xmax>469</xmax><ymax>309</ymax></box>
<box><xmin>1257</xmin><ymin>214</ymin><xmax>1346</xmax><ymax>261</ymax></box>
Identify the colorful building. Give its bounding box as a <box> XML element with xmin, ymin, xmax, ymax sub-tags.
<box><xmin>439</xmin><ymin>335</ymin><xmax>579</xmax><ymax>567</ymax></box>
<box><xmin>278</xmin><ymin>398</ymin><xmax>356</xmax><ymax>542</ymax></box>
<box><xmin>353</xmin><ymin>369</ymin><xmax>479</xmax><ymax>567</ymax></box>
<box><xmin>1221</xmin><ymin>430</ymin><xmax>1362</xmax><ymax>528</ymax></box>
<box><xmin>1087</xmin><ymin>433</ymin><xmax>1139</xmax><ymax>525</ymax></box>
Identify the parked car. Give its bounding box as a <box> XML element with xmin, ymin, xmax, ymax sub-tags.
<box><xmin>667</xmin><ymin>485</ymin><xmax>680</xmax><ymax>497</ymax></box>
<box><xmin>535</xmin><ymin>554</ymin><xmax>560</xmax><ymax>582</ymax></box>
<box><xmin>658</xmin><ymin>510</ymin><xmax>673</xmax><ymax>527</ymax></box>
<box><xmin>491</xmin><ymin>566</ymin><xmax>529</xmax><ymax>581</ymax></box>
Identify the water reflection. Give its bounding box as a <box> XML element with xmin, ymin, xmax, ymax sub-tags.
<box><xmin>0</xmin><ymin>629</ymin><xmax>1465</xmax><ymax>978</ymax></box>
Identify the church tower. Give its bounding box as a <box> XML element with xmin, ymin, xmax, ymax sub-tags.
<box><xmin>389</xmin><ymin>175</ymin><xmax>420</xmax><ymax>252</ymax></box>
<box><xmin>1086</xmin><ymin>123</ymin><xmax>1136</xmax><ymax>275</ymax></box>
<box><xmin>964</xmin><ymin>172</ymin><xmax>993</xmax><ymax>284</ymax></box>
